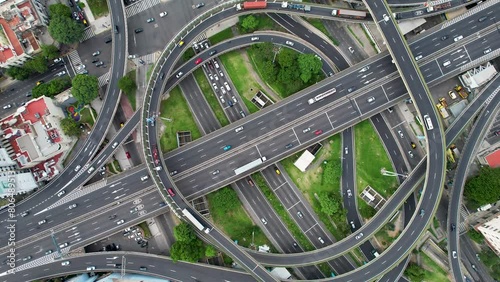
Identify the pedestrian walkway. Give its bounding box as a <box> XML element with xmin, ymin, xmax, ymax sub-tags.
<box><xmin>80</xmin><ymin>26</ymin><xmax>96</xmax><ymax>42</ymax></box>
<box><xmin>125</xmin><ymin>0</ymin><xmax>160</xmax><ymax>18</ymax></box>
<box><xmin>97</xmin><ymin>72</ymin><xmax>111</xmax><ymax>87</ymax></box>
<box><xmin>67</xmin><ymin>50</ymin><xmax>87</xmax><ymax>74</ymax></box>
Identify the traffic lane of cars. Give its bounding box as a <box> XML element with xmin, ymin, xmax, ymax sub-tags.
<box><xmin>78</xmin><ymin>32</ymin><xmax>113</xmax><ymax>78</ymax></box>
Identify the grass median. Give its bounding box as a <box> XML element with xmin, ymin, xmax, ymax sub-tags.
<box><xmin>159</xmin><ymin>86</ymin><xmax>201</xmax><ymax>152</ymax></box>
<box><xmin>208</xmin><ymin>28</ymin><xmax>234</xmax><ymax>45</ymax></box>
<box><xmin>87</xmin><ymin>0</ymin><xmax>109</xmax><ymax>17</ymax></box>
<box><xmin>193</xmin><ymin>69</ymin><xmax>229</xmax><ymax>127</ymax></box>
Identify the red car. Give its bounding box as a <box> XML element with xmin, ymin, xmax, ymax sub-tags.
<box><xmin>195</xmin><ymin>58</ymin><xmax>203</xmax><ymax>65</ymax></box>
<box><xmin>125</xmin><ymin>152</ymin><xmax>131</xmax><ymax>159</ymax></box>
<box><xmin>167</xmin><ymin>188</ymin><xmax>175</xmax><ymax>197</ymax></box>
<box><xmin>314</xmin><ymin>129</ymin><xmax>323</xmax><ymax>136</ymax></box>
<box><xmin>152</xmin><ymin>146</ymin><xmax>159</xmax><ymax>164</ymax></box>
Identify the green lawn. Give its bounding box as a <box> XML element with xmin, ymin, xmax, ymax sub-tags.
<box><xmin>479</xmin><ymin>249</ymin><xmax>500</xmax><ymax>280</ymax></box>
<box><xmin>86</xmin><ymin>0</ymin><xmax>109</xmax><ymax>17</ymax></box>
<box><xmin>252</xmin><ymin>173</ymin><xmax>314</xmax><ymax>251</ymax></box>
<box><xmin>219</xmin><ymin>51</ymin><xmax>260</xmax><ymax>113</ymax></box>
<box><xmin>208</xmin><ymin>28</ymin><xmax>234</xmax><ymax>45</ymax></box>
<box><xmin>146</xmin><ymin>64</ymin><xmax>154</xmax><ymax>82</ymax></box>
<box><xmin>193</xmin><ymin>69</ymin><xmax>229</xmax><ymax>127</ymax></box>
<box><xmin>206</xmin><ymin>187</ymin><xmax>272</xmax><ymax>249</ymax></box>
<box><xmin>281</xmin><ymin>135</ymin><xmax>348</xmax><ymax>239</ymax></box>
<box><xmin>238</xmin><ymin>14</ymin><xmax>284</xmax><ymax>34</ymax></box>
<box><xmin>124</xmin><ymin>70</ymin><xmax>137</xmax><ymax>111</ymax></box>
<box><xmin>305</xmin><ymin>18</ymin><xmax>339</xmax><ymax>46</ymax></box>
<box><xmin>159</xmin><ymin>86</ymin><xmax>202</xmax><ymax>152</ymax></box>
<box><xmin>420</xmin><ymin>253</ymin><xmax>451</xmax><ymax>282</ymax></box>
<box><xmin>374</xmin><ymin>220</ymin><xmax>400</xmax><ymax>248</ymax></box>
<box><xmin>354</xmin><ymin>120</ymin><xmax>398</xmax><ymax>199</ymax></box>
<box><xmin>79</xmin><ymin>106</ymin><xmax>96</xmax><ymax>126</ymax></box>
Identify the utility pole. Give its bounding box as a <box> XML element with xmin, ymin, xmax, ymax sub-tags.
<box><xmin>50</xmin><ymin>229</ymin><xmax>62</xmax><ymax>259</ymax></box>
<box><xmin>380</xmin><ymin>168</ymin><xmax>408</xmax><ymax>178</ymax></box>
<box><xmin>120</xmin><ymin>255</ymin><xmax>126</xmax><ymax>278</ymax></box>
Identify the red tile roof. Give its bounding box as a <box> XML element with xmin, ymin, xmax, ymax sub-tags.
<box><xmin>0</xmin><ymin>18</ymin><xmax>24</xmax><ymax>64</ymax></box>
<box><xmin>485</xmin><ymin>149</ymin><xmax>500</xmax><ymax>168</ymax></box>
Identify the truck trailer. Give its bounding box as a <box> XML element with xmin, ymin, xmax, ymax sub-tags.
<box><xmin>236</xmin><ymin>1</ymin><xmax>267</xmax><ymax>11</ymax></box>
<box><xmin>331</xmin><ymin>9</ymin><xmax>367</xmax><ymax>19</ymax></box>
<box><xmin>427</xmin><ymin>2</ymin><xmax>451</xmax><ymax>12</ymax></box>
<box><xmin>281</xmin><ymin>2</ymin><xmax>311</xmax><ymax>12</ymax></box>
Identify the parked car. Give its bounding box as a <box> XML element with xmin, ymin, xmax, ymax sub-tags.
<box><xmin>160</xmin><ymin>11</ymin><xmax>168</xmax><ymax>17</ymax></box>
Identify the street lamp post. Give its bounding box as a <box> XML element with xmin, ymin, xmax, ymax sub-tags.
<box><xmin>380</xmin><ymin>168</ymin><xmax>408</xmax><ymax>178</ymax></box>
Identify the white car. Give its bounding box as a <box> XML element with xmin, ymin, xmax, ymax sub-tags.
<box><xmin>261</xmin><ymin>218</ymin><xmax>268</xmax><ymax>225</ymax></box>
<box><xmin>86</xmin><ymin>266</ymin><xmax>95</xmax><ymax>271</ymax></box>
<box><xmin>224</xmin><ymin>82</ymin><xmax>231</xmax><ymax>91</ymax></box>
<box><xmin>454</xmin><ymin>35</ymin><xmax>463</xmax><ymax>42</ymax></box>
<box><xmin>219</xmin><ymin>70</ymin><xmax>224</xmax><ymax>77</ymax></box>
<box><xmin>251</xmin><ymin>37</ymin><xmax>260</xmax><ymax>41</ymax></box>
<box><xmin>221</xmin><ymin>88</ymin><xmax>227</xmax><ymax>95</ymax></box>
<box><xmin>360</xmin><ymin>66</ymin><xmax>369</xmax><ymax>72</ymax></box>
<box><xmin>209</xmin><ymin>74</ymin><xmax>213</xmax><ymax>81</ymax></box>
<box><xmin>54</xmin><ymin>58</ymin><xmax>62</xmax><ymax>63</ymax></box>
<box><xmin>347</xmin><ymin>189</ymin><xmax>352</xmax><ymax>198</ymax></box>
<box><xmin>348</xmin><ymin>47</ymin><xmax>354</xmax><ymax>53</ymax></box>
<box><xmin>355</xmin><ymin>232</ymin><xmax>364</xmax><ymax>240</ymax></box>
<box><xmin>57</xmin><ymin>190</ymin><xmax>66</xmax><ymax>197</ymax></box>
<box><xmin>140</xmin><ymin>175</ymin><xmax>149</xmax><ymax>181</ymax></box>
<box><xmin>219</xmin><ymin>96</ymin><xmax>225</xmax><ymax>103</ymax></box>
<box><xmin>398</xmin><ymin>130</ymin><xmax>404</xmax><ymax>138</ymax></box>
<box><xmin>56</xmin><ymin>70</ymin><xmax>66</xmax><ymax>77</ymax></box>
<box><xmin>285</xmin><ymin>41</ymin><xmax>294</xmax><ymax>46</ymax></box>
<box><xmin>212</xmin><ymin>83</ymin><xmax>218</xmax><ymax>92</ymax></box>
<box><xmin>214</xmin><ymin>61</ymin><xmax>220</xmax><ymax>69</ymax></box>
<box><xmin>159</xmin><ymin>11</ymin><xmax>168</xmax><ymax>17</ymax></box>
<box><xmin>68</xmin><ymin>204</ymin><xmax>77</xmax><ymax>209</ymax></box>
<box><xmin>383</xmin><ymin>14</ymin><xmax>390</xmax><ymax>22</ymax></box>
<box><xmin>415</xmin><ymin>55</ymin><xmax>423</xmax><ymax>61</ymax></box>
<box><xmin>117</xmin><ymin>219</ymin><xmax>125</xmax><ymax>225</ymax></box>
<box><xmin>235</xmin><ymin>126</ymin><xmax>244</xmax><ymax>133</ymax></box>
<box><xmin>302</xmin><ymin>127</ymin><xmax>311</xmax><ymax>133</ymax></box>
<box><xmin>232</xmin><ymin>96</ymin><xmax>237</xmax><ymax>103</ymax></box>
<box><xmin>367</xmin><ymin>96</ymin><xmax>375</xmax><ymax>103</ymax></box>
<box><xmin>214</xmin><ymin>74</ymin><xmax>219</xmax><ymax>81</ymax></box>
<box><xmin>318</xmin><ymin>237</ymin><xmax>325</xmax><ymax>244</ymax></box>
<box><xmin>344</xmin><ymin>147</ymin><xmax>348</xmax><ymax>154</ymax></box>
<box><xmin>2</xmin><ymin>104</ymin><xmax>11</xmax><ymax>110</ymax></box>
<box><xmin>175</xmin><ymin>72</ymin><xmax>183</xmax><ymax>78</ymax></box>
<box><xmin>38</xmin><ymin>219</ymin><xmax>47</xmax><ymax>225</ymax></box>
<box><xmin>61</xmin><ymin>261</ymin><xmax>70</xmax><ymax>266</ymax></box>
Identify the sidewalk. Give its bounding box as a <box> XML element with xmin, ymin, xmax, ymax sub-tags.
<box><xmin>79</xmin><ymin>0</ymin><xmax>112</xmax><ymax>35</ymax></box>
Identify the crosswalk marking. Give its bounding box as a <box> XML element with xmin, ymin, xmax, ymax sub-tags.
<box><xmin>125</xmin><ymin>0</ymin><xmax>161</xmax><ymax>18</ymax></box>
<box><xmin>80</xmin><ymin>27</ymin><xmax>96</xmax><ymax>42</ymax></box>
<box><xmin>98</xmin><ymin>72</ymin><xmax>111</xmax><ymax>87</ymax></box>
<box><xmin>67</xmin><ymin>50</ymin><xmax>87</xmax><ymax>75</ymax></box>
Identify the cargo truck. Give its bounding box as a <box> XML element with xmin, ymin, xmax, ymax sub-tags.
<box><xmin>331</xmin><ymin>9</ymin><xmax>367</xmax><ymax>19</ymax></box>
<box><xmin>454</xmin><ymin>85</ymin><xmax>468</xmax><ymax>99</ymax></box>
<box><xmin>427</xmin><ymin>2</ymin><xmax>451</xmax><ymax>12</ymax></box>
<box><xmin>281</xmin><ymin>2</ymin><xmax>311</xmax><ymax>12</ymax></box>
<box><xmin>236</xmin><ymin>1</ymin><xmax>267</xmax><ymax>11</ymax></box>
<box><xmin>436</xmin><ymin>103</ymin><xmax>450</xmax><ymax>119</ymax></box>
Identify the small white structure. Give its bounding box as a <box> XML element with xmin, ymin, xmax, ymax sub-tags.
<box><xmin>271</xmin><ymin>267</ymin><xmax>292</xmax><ymax>279</ymax></box>
<box><xmin>460</xmin><ymin>62</ymin><xmax>497</xmax><ymax>89</ymax></box>
<box><xmin>293</xmin><ymin>150</ymin><xmax>315</xmax><ymax>172</ymax></box>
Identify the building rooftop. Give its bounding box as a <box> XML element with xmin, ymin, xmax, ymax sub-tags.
<box><xmin>485</xmin><ymin>149</ymin><xmax>500</xmax><ymax>168</ymax></box>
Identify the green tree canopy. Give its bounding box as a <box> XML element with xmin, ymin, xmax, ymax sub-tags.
<box><xmin>60</xmin><ymin>117</ymin><xmax>80</xmax><ymax>137</ymax></box>
<box><xmin>468</xmin><ymin>229</ymin><xmax>484</xmax><ymax>244</ymax></box>
<box><xmin>118</xmin><ymin>76</ymin><xmax>137</xmax><ymax>95</ymax></box>
<box><xmin>41</xmin><ymin>44</ymin><xmax>60</xmax><ymax>60</ymax></box>
<box><xmin>277</xmin><ymin>48</ymin><xmax>297</xmax><ymax>68</ymax></box>
<box><xmin>71</xmin><ymin>75</ymin><xmax>99</xmax><ymax>104</ymax></box>
<box><xmin>241</xmin><ymin>15</ymin><xmax>259</xmax><ymax>32</ymax></box>
<box><xmin>49</xmin><ymin>3</ymin><xmax>71</xmax><ymax>18</ymax></box>
<box><xmin>317</xmin><ymin>192</ymin><xmax>340</xmax><ymax>215</ymax></box>
<box><xmin>297</xmin><ymin>54</ymin><xmax>323</xmax><ymax>83</ymax></box>
<box><xmin>464</xmin><ymin>167</ymin><xmax>500</xmax><ymax>207</ymax></box>
<box><xmin>24</xmin><ymin>56</ymin><xmax>48</xmax><ymax>74</ymax></box>
<box><xmin>174</xmin><ymin>223</ymin><xmax>197</xmax><ymax>242</ymax></box>
<box><xmin>32</xmin><ymin>77</ymin><xmax>71</xmax><ymax>98</ymax></box>
<box><xmin>32</xmin><ymin>83</ymin><xmax>50</xmax><ymax>98</ymax></box>
<box><xmin>205</xmin><ymin>245</ymin><xmax>217</xmax><ymax>258</ymax></box>
<box><xmin>170</xmin><ymin>240</ymin><xmax>205</xmax><ymax>263</ymax></box>
<box><xmin>5</xmin><ymin>66</ymin><xmax>31</xmax><ymax>80</ymax></box>
<box><xmin>48</xmin><ymin>16</ymin><xmax>84</xmax><ymax>44</ymax></box>
<box><xmin>404</xmin><ymin>263</ymin><xmax>426</xmax><ymax>282</ymax></box>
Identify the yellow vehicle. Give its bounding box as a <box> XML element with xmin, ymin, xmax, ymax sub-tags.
<box><xmin>178</xmin><ymin>40</ymin><xmax>184</xmax><ymax>47</ymax></box>
<box><xmin>436</xmin><ymin>103</ymin><xmax>450</xmax><ymax>119</ymax></box>
<box><xmin>454</xmin><ymin>85</ymin><xmax>468</xmax><ymax>99</ymax></box>
<box><xmin>439</xmin><ymin>97</ymin><xmax>447</xmax><ymax>107</ymax></box>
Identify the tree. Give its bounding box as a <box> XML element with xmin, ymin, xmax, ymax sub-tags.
<box><xmin>60</xmin><ymin>117</ymin><xmax>81</xmax><ymax>137</ymax></box>
<box><xmin>24</xmin><ymin>56</ymin><xmax>48</xmax><ymax>74</ymax></box>
<box><xmin>205</xmin><ymin>245</ymin><xmax>217</xmax><ymax>258</ymax></box>
<box><xmin>32</xmin><ymin>83</ymin><xmax>50</xmax><ymax>98</ymax></box>
<box><xmin>48</xmin><ymin>16</ymin><xmax>84</xmax><ymax>44</ymax></box>
<box><xmin>464</xmin><ymin>167</ymin><xmax>500</xmax><ymax>207</ymax></box>
<box><xmin>5</xmin><ymin>66</ymin><xmax>31</xmax><ymax>80</ymax></box>
<box><xmin>297</xmin><ymin>54</ymin><xmax>323</xmax><ymax>83</ymax></box>
<box><xmin>41</xmin><ymin>44</ymin><xmax>60</xmax><ymax>60</ymax></box>
<box><xmin>404</xmin><ymin>263</ymin><xmax>426</xmax><ymax>282</ymax></box>
<box><xmin>170</xmin><ymin>241</ymin><xmax>205</xmax><ymax>263</ymax></box>
<box><xmin>317</xmin><ymin>192</ymin><xmax>340</xmax><ymax>215</ymax></box>
<box><xmin>260</xmin><ymin>60</ymin><xmax>277</xmax><ymax>83</ymax></box>
<box><xmin>71</xmin><ymin>75</ymin><xmax>99</xmax><ymax>104</ymax></box>
<box><xmin>359</xmin><ymin>203</ymin><xmax>376</xmax><ymax>219</ymax></box>
<box><xmin>468</xmin><ymin>229</ymin><xmax>484</xmax><ymax>244</ymax></box>
<box><xmin>174</xmin><ymin>223</ymin><xmax>197</xmax><ymax>242</ymax></box>
<box><xmin>118</xmin><ymin>76</ymin><xmax>136</xmax><ymax>95</ymax></box>
<box><xmin>49</xmin><ymin>3</ymin><xmax>71</xmax><ymax>18</ymax></box>
<box><xmin>241</xmin><ymin>15</ymin><xmax>259</xmax><ymax>32</ymax></box>
<box><xmin>277</xmin><ymin>48</ymin><xmax>297</xmax><ymax>68</ymax></box>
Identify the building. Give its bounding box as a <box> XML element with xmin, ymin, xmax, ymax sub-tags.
<box><xmin>0</xmin><ymin>96</ymin><xmax>75</xmax><ymax>183</ymax></box>
<box><xmin>476</xmin><ymin>211</ymin><xmax>500</xmax><ymax>256</ymax></box>
<box><xmin>460</xmin><ymin>62</ymin><xmax>498</xmax><ymax>90</ymax></box>
<box><xmin>0</xmin><ymin>147</ymin><xmax>37</xmax><ymax>198</ymax></box>
<box><xmin>0</xmin><ymin>0</ymin><xmax>45</xmax><ymax>68</ymax></box>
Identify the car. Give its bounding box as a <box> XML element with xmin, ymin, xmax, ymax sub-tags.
<box><xmin>398</xmin><ymin>130</ymin><xmax>404</xmax><ymax>138</ymax></box>
<box><xmin>125</xmin><ymin>152</ymin><xmax>131</xmax><ymax>159</ymax></box>
<box><xmin>410</xmin><ymin>142</ymin><xmax>417</xmax><ymax>149</ymax></box>
<box><xmin>109</xmin><ymin>215</ymin><xmax>117</xmax><ymax>220</ymax></box>
<box><xmin>314</xmin><ymin>129</ymin><xmax>323</xmax><ymax>136</ymax></box>
<box><xmin>219</xmin><ymin>70</ymin><xmax>224</xmax><ymax>77</ymax></box>
<box><xmin>415</xmin><ymin>55</ymin><xmax>423</xmax><ymax>61</ymax></box>
<box><xmin>350</xmin><ymin>221</ymin><xmax>355</xmax><ymax>229</ymax></box>
<box><xmin>134</xmin><ymin>28</ymin><xmax>143</xmax><ymax>33</ymax></box>
<box><xmin>176</xmin><ymin>72</ymin><xmax>183</xmax><ymax>78</ymax></box>
<box><xmin>115</xmin><ymin>264</ymin><xmax>122</xmax><ymax>268</ymax></box>
<box><xmin>178</xmin><ymin>40</ymin><xmax>184</xmax><ymax>47</ymax></box>
<box><xmin>261</xmin><ymin>218</ymin><xmax>268</xmax><ymax>225</ymax></box>
<box><xmin>441</xmin><ymin>35</ymin><xmax>448</xmax><ymax>41</ymax></box>
<box><xmin>212</xmin><ymin>83</ymin><xmax>218</xmax><ymax>92</ymax></box>
<box><xmin>61</xmin><ymin>261</ymin><xmax>70</xmax><ymax>266</ymax></box>
<box><xmin>68</xmin><ymin>204</ymin><xmax>77</xmax><ymax>209</ymax></box>
<box><xmin>86</xmin><ymin>266</ymin><xmax>96</xmax><ymax>271</ymax></box>
<box><xmin>223</xmin><ymin>145</ymin><xmax>231</xmax><ymax>151</ymax></box>
<box><xmin>117</xmin><ymin>219</ymin><xmax>125</xmax><ymax>225</ymax></box>
<box><xmin>478</xmin><ymin>16</ymin><xmax>487</xmax><ymax>22</ymax></box>
<box><xmin>285</xmin><ymin>40</ymin><xmax>294</xmax><ymax>46</ymax></box>
<box><xmin>318</xmin><ymin>237</ymin><xmax>325</xmax><ymax>244</ymax></box>
<box><xmin>442</xmin><ymin>60</ymin><xmax>451</xmax><ymax>67</ymax></box>
<box><xmin>476</xmin><ymin>253</ymin><xmax>480</xmax><ymax>261</ymax></box>
<box><xmin>140</xmin><ymin>242</ymin><xmax>148</xmax><ymax>248</ymax></box>
<box><xmin>209</xmin><ymin>50</ymin><xmax>217</xmax><ymax>56</ymax></box>
<box><xmin>219</xmin><ymin>96</ymin><xmax>225</xmax><ymax>103</ymax></box>
<box><xmin>248</xmin><ymin>179</ymin><xmax>254</xmax><ymax>186</ymax></box>
<box><xmin>167</xmin><ymin>188</ymin><xmax>176</xmax><ymax>197</ymax></box>
<box><xmin>56</xmin><ymin>70</ymin><xmax>66</xmax><ymax>77</ymax></box>
<box><xmin>484</xmin><ymin>48</ymin><xmax>492</xmax><ymax>54</ymax></box>
<box><xmin>146</xmin><ymin>17</ymin><xmax>154</xmax><ymax>23</ymax></box>
<box><xmin>91</xmin><ymin>58</ymin><xmax>99</xmax><ymax>63</ymax></box>
<box><xmin>114</xmin><ymin>25</ymin><xmax>119</xmax><ymax>34</ymax></box>
<box><xmin>74</xmin><ymin>165</ymin><xmax>81</xmax><ymax>171</ymax></box>
<box><xmin>140</xmin><ymin>175</ymin><xmax>149</xmax><ymax>181</ymax></box>
<box><xmin>20</xmin><ymin>211</ymin><xmax>29</xmax><ymax>217</ymax></box>
<box><xmin>212</xmin><ymin>170</ymin><xmax>220</xmax><ymax>175</ymax></box>
<box><xmin>38</xmin><ymin>219</ymin><xmax>47</xmax><ymax>225</ymax></box>
<box><xmin>414</xmin><ymin>10</ymin><xmax>423</xmax><ymax>16</ymax></box>
<box><xmin>292</xmin><ymin>242</ymin><xmax>298</xmax><ymax>248</ymax></box>
<box><xmin>57</xmin><ymin>190</ymin><xmax>66</xmax><ymax>197</ymax></box>
<box><xmin>240</xmin><ymin>110</ymin><xmax>246</xmax><ymax>117</ymax></box>
<box><xmin>214</xmin><ymin>61</ymin><xmax>220</xmax><ymax>69</ymax></box>
<box><xmin>367</xmin><ymin>96</ymin><xmax>375</xmax><ymax>103</ymax></box>
<box><xmin>160</xmin><ymin>11</ymin><xmax>168</xmax><ymax>18</ymax></box>
<box><xmin>451</xmin><ymin>224</ymin><xmax>456</xmax><ymax>231</ymax></box>
<box><xmin>235</xmin><ymin>126</ymin><xmax>244</xmax><ymax>133</ymax></box>
<box><xmin>348</xmin><ymin>47</ymin><xmax>354</xmax><ymax>53</ymax></box>
<box><xmin>302</xmin><ymin>127</ymin><xmax>311</xmax><ymax>133</ymax></box>
<box><xmin>208</xmin><ymin>74</ymin><xmax>213</xmax><ymax>80</ymax></box>
<box><xmin>285</xmin><ymin>143</ymin><xmax>293</xmax><ymax>149</ymax></box>
<box><xmin>347</xmin><ymin>87</ymin><xmax>355</xmax><ymax>93</ymax></box>
<box><xmin>214</xmin><ymin>74</ymin><xmax>219</xmax><ymax>81</ymax></box>
<box><xmin>87</xmin><ymin>166</ymin><xmax>95</xmax><ymax>173</ymax></box>
<box><xmin>232</xmin><ymin>96</ymin><xmax>237</xmax><ymax>103</ymax></box>
<box><xmin>251</xmin><ymin>37</ymin><xmax>260</xmax><ymax>41</ymax></box>
<box><xmin>347</xmin><ymin>189</ymin><xmax>352</xmax><ymax>198</ymax></box>
<box><xmin>195</xmin><ymin>58</ymin><xmax>203</xmax><ymax>65</ymax></box>
<box><xmin>360</xmin><ymin>66</ymin><xmax>370</xmax><ymax>72</ymax></box>
<box><xmin>224</xmin><ymin>82</ymin><xmax>231</xmax><ymax>91</ymax></box>
<box><xmin>419</xmin><ymin>209</ymin><xmax>425</xmax><ymax>217</ymax></box>
<box><xmin>36</xmin><ymin>80</ymin><xmax>44</xmax><ymax>86</ymax></box>
<box><xmin>95</xmin><ymin>61</ymin><xmax>104</xmax><ymax>67</ymax></box>
<box><xmin>452</xmin><ymin>250</ymin><xmax>457</xmax><ymax>258</ymax></box>
<box><xmin>408</xmin><ymin>151</ymin><xmax>414</xmax><ymax>158</ymax></box>
<box><xmin>59</xmin><ymin>242</ymin><xmax>69</xmax><ymax>248</ymax></box>
<box><xmin>92</xmin><ymin>51</ymin><xmax>101</xmax><ymax>57</ymax></box>
<box><xmin>275</xmin><ymin>168</ymin><xmax>281</xmax><ymax>175</ymax></box>
<box><xmin>195</xmin><ymin>2</ymin><xmax>205</xmax><ymax>8</ymax></box>
<box><xmin>355</xmin><ymin>232</ymin><xmax>364</xmax><ymax>240</ymax></box>
<box><xmin>227</xmin><ymin>100</ymin><xmax>233</xmax><ymax>107</ymax></box>
<box><xmin>105</xmin><ymin>37</ymin><xmax>112</xmax><ymax>43</ymax></box>
<box><xmin>26</xmin><ymin>92</ymin><xmax>32</xmax><ymax>97</ymax></box>
<box><xmin>297</xmin><ymin>211</ymin><xmax>303</xmax><ymax>218</ymax></box>
<box><xmin>138</xmin><ymin>59</ymin><xmax>145</xmax><ymax>65</ymax></box>
<box><xmin>345</xmin><ymin>147</ymin><xmax>348</xmax><ymax>154</ymax></box>
<box><xmin>383</xmin><ymin>14</ymin><xmax>390</xmax><ymax>21</ymax></box>
<box><xmin>454</xmin><ymin>35</ymin><xmax>463</xmax><ymax>42</ymax></box>
<box><xmin>22</xmin><ymin>256</ymin><xmax>32</xmax><ymax>261</ymax></box>
<box><xmin>2</xmin><ymin>104</ymin><xmax>11</xmax><ymax>110</ymax></box>
<box><xmin>139</xmin><ymin>266</ymin><xmax>148</xmax><ymax>271</ymax></box>
<box><xmin>448</xmin><ymin>90</ymin><xmax>457</xmax><ymax>100</ymax></box>
<box><xmin>45</xmin><ymin>250</ymin><xmax>53</xmax><ymax>255</ymax></box>
<box><xmin>130</xmin><ymin>207</ymin><xmax>138</xmax><ymax>213</ymax></box>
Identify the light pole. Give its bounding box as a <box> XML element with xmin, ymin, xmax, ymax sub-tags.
<box><xmin>120</xmin><ymin>255</ymin><xmax>126</xmax><ymax>278</ymax></box>
<box><xmin>380</xmin><ymin>168</ymin><xmax>408</xmax><ymax>178</ymax></box>
<box><xmin>50</xmin><ymin>229</ymin><xmax>62</xmax><ymax>259</ymax></box>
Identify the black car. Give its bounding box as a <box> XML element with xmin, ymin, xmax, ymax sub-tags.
<box><xmin>140</xmin><ymin>242</ymin><xmax>148</xmax><ymax>248</ymax></box>
<box><xmin>105</xmin><ymin>37</ymin><xmax>112</xmax><ymax>43</ymax></box>
<box><xmin>195</xmin><ymin>2</ymin><xmax>205</xmax><ymax>8</ymax></box>
<box><xmin>441</xmin><ymin>35</ymin><xmax>448</xmax><ymax>41</ymax></box>
<box><xmin>92</xmin><ymin>58</ymin><xmax>99</xmax><ymax>63</ymax></box>
<box><xmin>134</xmin><ymin>28</ymin><xmax>143</xmax><ymax>33</ymax></box>
<box><xmin>114</xmin><ymin>25</ymin><xmax>119</xmax><ymax>34</ymax></box>
<box><xmin>451</xmin><ymin>224</ymin><xmax>456</xmax><ymax>231</ymax></box>
<box><xmin>25</xmin><ymin>92</ymin><xmax>32</xmax><ymax>97</ymax></box>
<box><xmin>96</xmin><ymin>61</ymin><xmax>104</xmax><ymax>67</ymax></box>
<box><xmin>209</xmin><ymin>50</ymin><xmax>217</xmax><ymax>56</ymax></box>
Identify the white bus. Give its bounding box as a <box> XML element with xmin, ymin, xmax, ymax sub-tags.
<box><xmin>423</xmin><ymin>114</ymin><xmax>434</xmax><ymax>130</ymax></box>
<box><xmin>234</xmin><ymin>157</ymin><xmax>266</xmax><ymax>175</ymax></box>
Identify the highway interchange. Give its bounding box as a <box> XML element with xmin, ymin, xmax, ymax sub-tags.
<box><xmin>1</xmin><ymin>0</ymin><xmax>499</xmax><ymax>281</ymax></box>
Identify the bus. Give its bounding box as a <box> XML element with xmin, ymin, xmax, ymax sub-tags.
<box><xmin>423</xmin><ymin>114</ymin><xmax>434</xmax><ymax>130</ymax></box>
<box><xmin>182</xmin><ymin>208</ymin><xmax>211</xmax><ymax>233</ymax></box>
<box><xmin>307</xmin><ymin>88</ymin><xmax>336</xmax><ymax>105</ymax></box>
<box><xmin>234</xmin><ymin>157</ymin><xmax>266</xmax><ymax>175</ymax></box>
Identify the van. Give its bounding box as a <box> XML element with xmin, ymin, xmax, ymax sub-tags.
<box><xmin>442</xmin><ymin>60</ymin><xmax>451</xmax><ymax>67</ymax></box>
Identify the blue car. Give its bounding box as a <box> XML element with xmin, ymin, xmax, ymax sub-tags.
<box><xmin>223</xmin><ymin>145</ymin><xmax>231</xmax><ymax>151</ymax></box>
